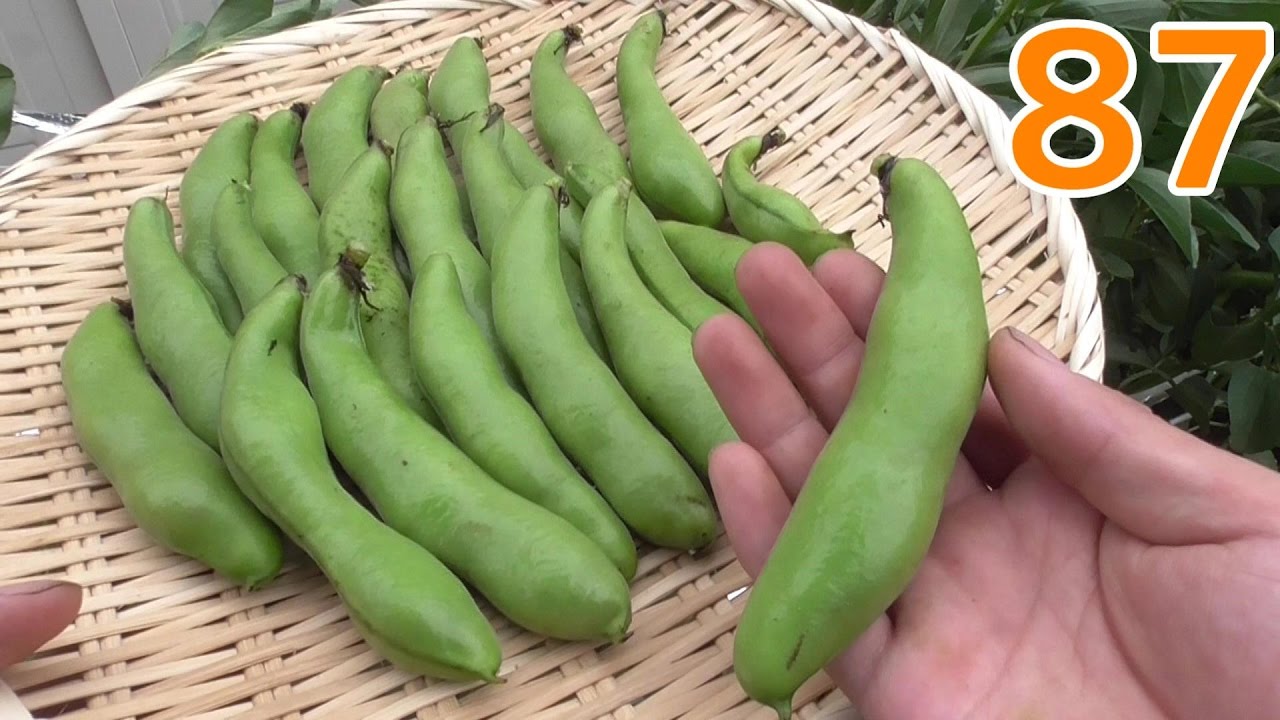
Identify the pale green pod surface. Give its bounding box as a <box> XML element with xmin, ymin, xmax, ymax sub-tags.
<box><xmin>412</xmin><ymin>253</ymin><xmax>637</xmax><ymax>579</ymax></box>
<box><xmin>319</xmin><ymin>145</ymin><xmax>441</xmax><ymax>428</ymax></box>
<box><xmin>567</xmin><ymin>162</ymin><xmax>730</xmax><ymax>333</ymax></box>
<box><xmin>305</xmin><ymin>258</ymin><xmax>633</xmax><ymax>641</ymax></box>
<box><xmin>722</xmin><ymin>129</ymin><xmax>853</xmax><ymax>265</ymax></box>
<box><xmin>371</xmin><ymin>69</ymin><xmax>429</xmax><ymax>151</ymax></box>
<box><xmin>491</xmin><ymin>183</ymin><xmax>717</xmax><ymax>551</ymax></box>
<box><xmin>428</xmin><ymin>36</ymin><xmax>490</xmax><ymax>137</ymax></box>
<box><xmin>580</xmin><ymin>182</ymin><xmax>737</xmax><ymax>479</ymax></box>
<box><xmin>301</xmin><ymin>65</ymin><xmax>390</xmax><ymax>208</ymax></box>
<box><xmin>249</xmin><ymin>106</ymin><xmax>322</xmax><ymax>282</ymax></box>
<box><xmin>457</xmin><ymin>109</ymin><xmax>609</xmax><ymax>363</ymax></box>
<box><xmin>212</xmin><ymin>182</ymin><xmax>288</xmax><ymax>313</ymax></box>
<box><xmin>530</xmin><ymin>26</ymin><xmax>629</xmax><ymax>205</ymax></box>
<box><xmin>122</xmin><ymin>197</ymin><xmax>231</xmax><ymax>451</ymax></box>
<box><xmin>63</xmin><ymin>302</ymin><xmax>282</xmax><ymax>588</ymax></box>
<box><xmin>499</xmin><ymin>119</ymin><xmax>587</xmax><ymax>262</ymax></box>
<box><xmin>391</xmin><ymin>119</ymin><xmax>516</xmax><ymax>387</ymax></box>
<box><xmin>617</xmin><ymin>11</ymin><xmax>725</xmax><ymax>227</ymax></box>
<box><xmin>220</xmin><ymin>279</ymin><xmax>501</xmax><ymax>682</ymax></box>
<box><xmin>733</xmin><ymin>157</ymin><xmax>989</xmax><ymax>718</ymax></box>
<box><xmin>179</xmin><ymin>113</ymin><xmax>257</xmax><ymax>332</ymax></box>
<box><xmin>658</xmin><ymin>220</ymin><xmax>762</xmax><ymax>334</ymax></box>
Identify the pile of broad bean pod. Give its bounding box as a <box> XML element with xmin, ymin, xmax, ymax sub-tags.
<box><xmin>61</xmin><ymin>12</ymin><xmax>987</xmax><ymax>717</ymax></box>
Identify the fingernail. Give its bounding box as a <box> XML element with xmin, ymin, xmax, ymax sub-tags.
<box><xmin>0</xmin><ymin>579</ymin><xmax>78</xmax><ymax>597</ymax></box>
<box><xmin>1005</xmin><ymin>327</ymin><xmax>1063</xmax><ymax>365</ymax></box>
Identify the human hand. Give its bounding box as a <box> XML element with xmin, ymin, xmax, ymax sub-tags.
<box><xmin>0</xmin><ymin>580</ymin><xmax>81</xmax><ymax>671</ymax></box>
<box><xmin>694</xmin><ymin>244</ymin><xmax>1280</xmax><ymax>720</ymax></box>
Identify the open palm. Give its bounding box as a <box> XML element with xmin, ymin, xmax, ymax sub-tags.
<box><xmin>694</xmin><ymin>244</ymin><xmax>1280</xmax><ymax>720</ymax></box>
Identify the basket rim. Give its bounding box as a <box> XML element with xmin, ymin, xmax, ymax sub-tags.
<box><xmin>0</xmin><ymin>0</ymin><xmax>1105</xmax><ymax>380</ymax></box>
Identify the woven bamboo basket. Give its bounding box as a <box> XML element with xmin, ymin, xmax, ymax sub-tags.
<box><xmin>0</xmin><ymin>0</ymin><xmax>1106</xmax><ymax>717</ymax></box>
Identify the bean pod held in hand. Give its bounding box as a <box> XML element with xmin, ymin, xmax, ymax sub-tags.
<box><xmin>249</xmin><ymin>105</ymin><xmax>322</xmax><ymax>282</ymax></box>
<box><xmin>371</xmin><ymin>69</ymin><xmax>429</xmax><ymax>151</ymax></box>
<box><xmin>617</xmin><ymin>11</ymin><xmax>725</xmax><ymax>227</ymax></box>
<box><xmin>411</xmin><ymin>253</ymin><xmax>637</xmax><ymax>579</ymax></box>
<box><xmin>220</xmin><ymin>278</ymin><xmax>501</xmax><ymax>681</ymax></box>
<box><xmin>301</xmin><ymin>65</ymin><xmax>389</xmax><ymax>208</ymax></box>
<box><xmin>63</xmin><ymin>302</ymin><xmax>282</xmax><ymax>588</ymax></box>
<box><xmin>722</xmin><ymin>129</ymin><xmax>853</xmax><ymax>265</ymax></box>
<box><xmin>733</xmin><ymin>156</ymin><xmax>989</xmax><ymax>718</ymax></box>
<box><xmin>179</xmin><ymin>113</ymin><xmax>257</xmax><ymax>331</ymax></box>
<box><xmin>212</xmin><ymin>182</ymin><xmax>288</xmax><ymax>312</ymax></box>
<box><xmin>492</xmin><ymin>182</ymin><xmax>717</xmax><ymax>551</ymax></box>
<box><xmin>121</xmin><ymin>197</ymin><xmax>231</xmax><ymax>451</ymax></box>
<box><xmin>305</xmin><ymin>255</ymin><xmax>633</xmax><ymax>641</ymax></box>
<box><xmin>530</xmin><ymin>26</ymin><xmax>630</xmax><ymax>205</ymax></box>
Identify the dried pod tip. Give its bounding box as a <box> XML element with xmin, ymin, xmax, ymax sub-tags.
<box><xmin>290</xmin><ymin>102</ymin><xmax>310</xmax><ymax>121</ymax></box>
<box><xmin>760</xmin><ymin>128</ymin><xmax>787</xmax><ymax>155</ymax></box>
<box><xmin>483</xmin><ymin>103</ymin><xmax>506</xmax><ymax>132</ymax></box>
<box><xmin>562</xmin><ymin>25</ymin><xmax>585</xmax><ymax>47</ymax></box>
<box><xmin>112</xmin><ymin>297</ymin><xmax>135</xmax><ymax>323</ymax></box>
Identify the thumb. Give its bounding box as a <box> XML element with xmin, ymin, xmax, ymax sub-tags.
<box><xmin>989</xmin><ymin>327</ymin><xmax>1280</xmax><ymax>545</ymax></box>
<box><xmin>0</xmin><ymin>580</ymin><xmax>82</xmax><ymax>669</ymax></box>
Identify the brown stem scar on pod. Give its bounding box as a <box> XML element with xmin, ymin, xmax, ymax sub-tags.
<box><xmin>111</xmin><ymin>297</ymin><xmax>135</xmax><ymax>323</ymax></box>
<box><xmin>562</xmin><ymin>24</ymin><xmax>585</xmax><ymax>48</ymax></box>
<box><xmin>482</xmin><ymin>103</ymin><xmax>506</xmax><ymax>132</ymax></box>
<box><xmin>872</xmin><ymin>153</ymin><xmax>898</xmax><ymax>224</ymax></box>
<box><xmin>290</xmin><ymin>102</ymin><xmax>310</xmax><ymax>121</ymax></box>
<box><xmin>338</xmin><ymin>248</ymin><xmax>379</xmax><ymax>310</ymax></box>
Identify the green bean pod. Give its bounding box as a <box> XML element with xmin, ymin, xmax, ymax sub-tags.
<box><xmin>371</xmin><ymin>69</ymin><xmax>429</xmax><ymax>151</ymax></box>
<box><xmin>455</xmin><ymin>108</ymin><xmax>609</xmax><ymax>363</ymax></box>
<box><xmin>428</xmin><ymin>37</ymin><xmax>490</xmax><ymax>137</ymax></box>
<box><xmin>301</xmin><ymin>65</ymin><xmax>390</xmax><ymax>209</ymax></box>
<box><xmin>318</xmin><ymin>145</ymin><xmax>440</xmax><ymax>428</ymax></box>
<box><xmin>499</xmin><ymin>120</ymin><xmax>587</xmax><ymax>261</ymax></box>
<box><xmin>63</xmin><ymin>302</ymin><xmax>282</xmax><ymax>588</ymax></box>
<box><xmin>530</xmin><ymin>26</ymin><xmax>629</xmax><ymax>205</ymax></box>
<box><xmin>733</xmin><ymin>156</ymin><xmax>989</xmax><ymax>718</ymax></box>
<box><xmin>220</xmin><ymin>278</ymin><xmax>500</xmax><ymax>682</ymax></box>
<box><xmin>411</xmin><ymin>253</ymin><xmax>637</xmax><ymax>579</ymax></box>
<box><xmin>213</xmin><ymin>182</ymin><xmax>288</xmax><ymax>313</ymax></box>
<box><xmin>658</xmin><ymin>220</ymin><xmax>762</xmax><ymax>334</ymax></box>
<box><xmin>306</xmin><ymin>255</ymin><xmax>633</xmax><ymax>640</ymax></box>
<box><xmin>580</xmin><ymin>182</ymin><xmax>737</xmax><ymax>478</ymax></box>
<box><xmin>179</xmin><ymin>113</ymin><xmax>257</xmax><ymax>332</ymax></box>
<box><xmin>617</xmin><ymin>11</ymin><xmax>725</xmax><ymax>227</ymax></box>
<box><xmin>492</xmin><ymin>182</ymin><xmax>718</xmax><ymax>551</ymax></box>
<box><xmin>249</xmin><ymin>105</ymin><xmax>322</xmax><ymax>283</ymax></box>
<box><xmin>722</xmin><ymin>129</ymin><xmax>853</xmax><ymax>265</ymax></box>
<box><xmin>391</xmin><ymin>119</ymin><xmax>516</xmax><ymax>388</ymax></box>
<box><xmin>121</xmin><ymin>197</ymin><xmax>231</xmax><ymax>451</ymax></box>
<box><xmin>567</xmin><ymin>162</ymin><xmax>730</xmax><ymax>332</ymax></box>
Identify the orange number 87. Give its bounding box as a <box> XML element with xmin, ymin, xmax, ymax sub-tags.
<box><xmin>1008</xmin><ymin>20</ymin><xmax>1274</xmax><ymax>199</ymax></box>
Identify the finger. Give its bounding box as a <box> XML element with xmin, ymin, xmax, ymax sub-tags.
<box><xmin>0</xmin><ymin>580</ymin><xmax>82</xmax><ymax>668</ymax></box>
<box><xmin>708</xmin><ymin>442</ymin><xmax>792</xmax><ymax>579</ymax></box>
<box><xmin>736</xmin><ymin>244</ymin><xmax>862</xmax><ymax>429</ymax></box>
<box><xmin>694</xmin><ymin>314</ymin><xmax>829</xmax><ymax>499</ymax></box>
<box><xmin>990</xmin><ymin>327</ymin><xmax>1280</xmax><ymax>544</ymax></box>
<box><xmin>813</xmin><ymin>251</ymin><xmax>1029</xmax><ymax>486</ymax></box>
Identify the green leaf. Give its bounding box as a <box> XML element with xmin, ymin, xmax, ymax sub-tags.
<box><xmin>1219</xmin><ymin>141</ymin><xmax>1280</xmax><ymax>186</ymax></box>
<box><xmin>168</xmin><ymin>22</ymin><xmax>206</xmax><ymax>55</ymax></box>
<box><xmin>1167</xmin><ymin>374</ymin><xmax>1221</xmax><ymax>432</ymax></box>
<box><xmin>1191</xmin><ymin>196</ymin><xmax>1259</xmax><ymax>250</ymax></box>
<box><xmin>220</xmin><ymin>2</ymin><xmax>322</xmax><ymax>46</ymax></box>
<box><xmin>1269</xmin><ymin>227</ymin><xmax>1280</xmax><ymax>259</ymax></box>
<box><xmin>1162</xmin><ymin>60</ymin><xmax>1216</xmax><ymax>128</ymax></box>
<box><xmin>1192</xmin><ymin>314</ymin><xmax>1266</xmax><ymax>364</ymax></box>
<box><xmin>1053</xmin><ymin>0</ymin><xmax>1172</xmax><ymax>31</ymax></box>
<box><xmin>1178</xmin><ymin>0</ymin><xmax>1280</xmax><ymax>25</ymax></box>
<box><xmin>1128</xmin><ymin>167</ymin><xmax>1197</xmax><ymax>265</ymax></box>
<box><xmin>924</xmin><ymin>0</ymin><xmax>987</xmax><ymax>61</ymax></box>
<box><xmin>148</xmin><ymin>35</ymin><xmax>207</xmax><ymax>79</ymax></box>
<box><xmin>1123</xmin><ymin>32</ymin><xmax>1163</xmax><ymax>146</ymax></box>
<box><xmin>1244</xmin><ymin>450</ymin><xmax>1278</xmax><ymax>470</ymax></box>
<box><xmin>1095</xmin><ymin>248</ymin><xmax>1135</xmax><ymax>279</ymax></box>
<box><xmin>1228</xmin><ymin>364</ymin><xmax>1280</xmax><ymax>454</ymax></box>
<box><xmin>201</xmin><ymin>0</ymin><xmax>273</xmax><ymax>47</ymax></box>
<box><xmin>961</xmin><ymin>63</ymin><xmax>1013</xmax><ymax>96</ymax></box>
<box><xmin>0</xmin><ymin>64</ymin><xmax>12</xmax><ymax>147</ymax></box>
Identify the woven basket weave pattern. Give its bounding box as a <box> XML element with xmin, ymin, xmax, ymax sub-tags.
<box><xmin>0</xmin><ymin>1</ymin><xmax>1101</xmax><ymax>718</ymax></box>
